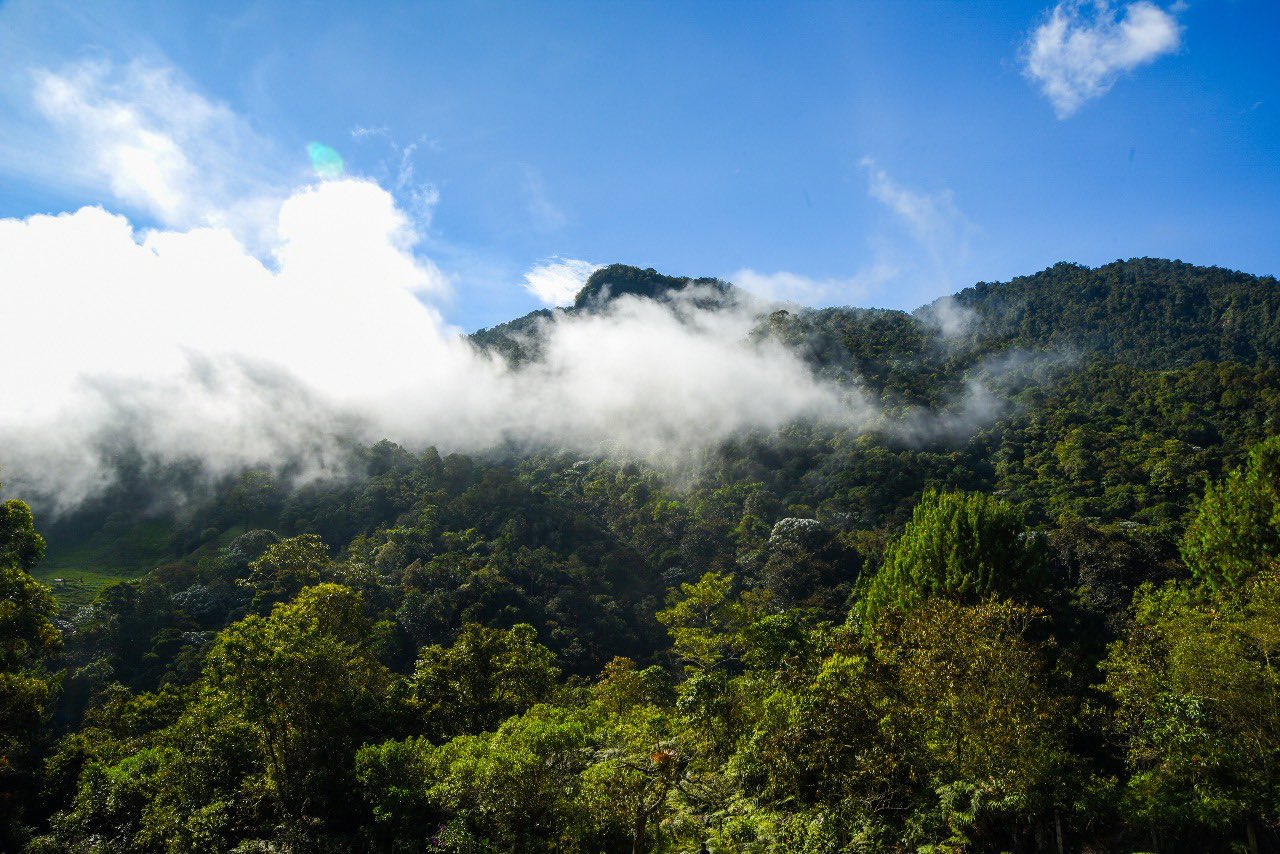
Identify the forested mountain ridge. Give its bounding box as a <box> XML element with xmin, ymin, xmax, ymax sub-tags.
<box><xmin>4</xmin><ymin>257</ymin><xmax>1280</xmax><ymax>852</ymax></box>
<box><xmin>473</xmin><ymin>258</ymin><xmax>1280</xmax><ymax>375</ymax></box>
<box><xmin>950</xmin><ymin>258</ymin><xmax>1280</xmax><ymax>368</ymax></box>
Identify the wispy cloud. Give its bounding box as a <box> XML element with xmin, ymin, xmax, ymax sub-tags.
<box><xmin>860</xmin><ymin>157</ymin><xmax>974</xmax><ymax>269</ymax></box>
<box><xmin>29</xmin><ymin>61</ymin><xmax>282</xmax><ymax>238</ymax></box>
<box><xmin>350</xmin><ymin>127</ymin><xmax>442</xmax><ymax>229</ymax></box>
<box><xmin>1022</xmin><ymin>1</ymin><xmax>1183</xmax><ymax>118</ymax></box>
<box><xmin>729</xmin><ymin>264</ymin><xmax>897</xmax><ymax>306</ymax></box>
<box><xmin>859</xmin><ymin>158</ymin><xmax>976</xmax><ymax>327</ymax></box>
<box><xmin>522</xmin><ymin>257</ymin><xmax>601</xmax><ymax>306</ymax></box>
<box><xmin>730</xmin><ymin>162</ymin><xmax>974</xmax><ymax>310</ymax></box>
<box><xmin>521</xmin><ymin>164</ymin><xmax>568</xmax><ymax>232</ymax></box>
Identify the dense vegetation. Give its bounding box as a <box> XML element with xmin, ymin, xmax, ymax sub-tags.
<box><xmin>4</xmin><ymin>258</ymin><xmax>1280</xmax><ymax>852</ymax></box>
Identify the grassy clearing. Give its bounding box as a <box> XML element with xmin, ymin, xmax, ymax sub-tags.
<box><xmin>33</xmin><ymin>524</ymin><xmax>253</xmax><ymax>609</ymax></box>
<box><xmin>34</xmin><ymin>520</ymin><xmax>177</xmax><ymax>609</ymax></box>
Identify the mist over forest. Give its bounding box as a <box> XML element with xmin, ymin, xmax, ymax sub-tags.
<box><xmin>6</xmin><ymin>256</ymin><xmax>1280</xmax><ymax>852</ymax></box>
<box><xmin>5</xmin><ymin>0</ymin><xmax>1280</xmax><ymax>851</ymax></box>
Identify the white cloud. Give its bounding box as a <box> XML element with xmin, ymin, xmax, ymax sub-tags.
<box><xmin>857</xmin><ymin>157</ymin><xmax>976</xmax><ymax>312</ymax></box>
<box><xmin>729</xmin><ymin>264</ymin><xmax>897</xmax><ymax>306</ymax></box>
<box><xmin>728</xmin><ymin>163</ymin><xmax>974</xmax><ymax>310</ymax></box>
<box><xmin>915</xmin><ymin>294</ymin><xmax>976</xmax><ymax>338</ymax></box>
<box><xmin>30</xmin><ymin>61</ymin><xmax>282</xmax><ymax>237</ymax></box>
<box><xmin>521</xmin><ymin>164</ymin><xmax>568</xmax><ymax>232</ymax></box>
<box><xmin>860</xmin><ymin>157</ymin><xmax>973</xmax><ymax>267</ymax></box>
<box><xmin>349</xmin><ymin>127</ymin><xmax>442</xmax><ymax>228</ymax></box>
<box><xmin>522</xmin><ymin>257</ymin><xmax>601</xmax><ymax>306</ymax></box>
<box><xmin>1022</xmin><ymin>1</ymin><xmax>1183</xmax><ymax>118</ymax></box>
<box><xmin>0</xmin><ymin>57</ymin><xmax>1012</xmax><ymax>514</ymax></box>
<box><xmin>0</xmin><ymin>179</ymin><xmax>879</xmax><ymax>512</ymax></box>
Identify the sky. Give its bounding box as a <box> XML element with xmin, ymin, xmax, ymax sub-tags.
<box><xmin>0</xmin><ymin>0</ymin><xmax>1277</xmax><ymax>331</ymax></box>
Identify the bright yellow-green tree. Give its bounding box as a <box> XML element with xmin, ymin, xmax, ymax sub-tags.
<box><xmin>856</xmin><ymin>489</ymin><xmax>1046</xmax><ymax>626</ymax></box>
<box><xmin>1181</xmin><ymin>435</ymin><xmax>1280</xmax><ymax>590</ymax></box>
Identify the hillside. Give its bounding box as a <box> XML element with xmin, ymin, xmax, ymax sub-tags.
<box><xmin>7</xmin><ymin>257</ymin><xmax>1280</xmax><ymax>852</ymax></box>
<box><xmin>954</xmin><ymin>258</ymin><xmax>1280</xmax><ymax>367</ymax></box>
<box><xmin>475</xmin><ymin>257</ymin><xmax>1280</xmax><ymax>374</ymax></box>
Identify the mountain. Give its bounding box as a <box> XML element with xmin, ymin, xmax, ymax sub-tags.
<box><xmin>469</xmin><ymin>264</ymin><xmax>737</xmax><ymax>363</ymax></box>
<box><xmin>11</xmin><ymin>257</ymin><xmax>1280</xmax><ymax>853</ymax></box>
<box><xmin>572</xmin><ymin>263</ymin><xmax>733</xmax><ymax>309</ymax></box>
<box><xmin>953</xmin><ymin>258</ymin><xmax>1280</xmax><ymax>367</ymax></box>
<box><xmin>474</xmin><ymin>257</ymin><xmax>1280</xmax><ymax>369</ymax></box>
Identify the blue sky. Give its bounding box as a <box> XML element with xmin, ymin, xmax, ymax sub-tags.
<box><xmin>1</xmin><ymin>0</ymin><xmax>1277</xmax><ymax>331</ymax></box>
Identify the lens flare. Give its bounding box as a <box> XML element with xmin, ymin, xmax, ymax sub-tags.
<box><xmin>306</xmin><ymin>142</ymin><xmax>344</xmax><ymax>179</ymax></box>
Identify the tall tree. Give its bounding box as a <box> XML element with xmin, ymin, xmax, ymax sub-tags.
<box><xmin>1103</xmin><ymin>573</ymin><xmax>1280</xmax><ymax>852</ymax></box>
<box><xmin>856</xmin><ymin>489</ymin><xmax>1047</xmax><ymax>625</ymax></box>
<box><xmin>410</xmin><ymin>622</ymin><xmax>560</xmax><ymax>739</ymax></box>
<box><xmin>1181</xmin><ymin>435</ymin><xmax>1280</xmax><ymax>590</ymax></box>
<box><xmin>203</xmin><ymin>583</ymin><xmax>391</xmax><ymax>829</ymax></box>
<box><xmin>0</xmin><ymin>493</ymin><xmax>60</xmax><ymax>847</ymax></box>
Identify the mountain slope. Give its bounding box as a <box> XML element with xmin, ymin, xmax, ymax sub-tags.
<box><xmin>953</xmin><ymin>258</ymin><xmax>1280</xmax><ymax>368</ymax></box>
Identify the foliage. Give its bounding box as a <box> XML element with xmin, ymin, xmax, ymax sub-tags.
<box><xmin>857</xmin><ymin>489</ymin><xmax>1046</xmax><ymax>624</ymax></box>
<box><xmin>409</xmin><ymin>622</ymin><xmax>560</xmax><ymax>738</ymax></box>
<box><xmin>1103</xmin><ymin>573</ymin><xmax>1280</xmax><ymax>843</ymax></box>
<box><xmin>0</xmin><ymin>494</ymin><xmax>60</xmax><ymax>848</ymax></box>
<box><xmin>0</xmin><ymin>499</ymin><xmax>46</xmax><ymax>571</ymax></box>
<box><xmin>1181</xmin><ymin>435</ymin><xmax>1280</xmax><ymax>589</ymax></box>
<box><xmin>13</xmin><ymin>258</ymin><xmax>1280</xmax><ymax>851</ymax></box>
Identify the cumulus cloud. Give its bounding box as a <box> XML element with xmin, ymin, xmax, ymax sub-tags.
<box><xmin>0</xmin><ymin>59</ymin><xmax>1013</xmax><ymax>515</ymax></box>
<box><xmin>522</xmin><ymin>257</ymin><xmax>602</xmax><ymax>306</ymax></box>
<box><xmin>0</xmin><ymin>176</ymin><xmax>879</xmax><ymax>512</ymax></box>
<box><xmin>1022</xmin><ymin>1</ymin><xmax>1183</xmax><ymax>118</ymax></box>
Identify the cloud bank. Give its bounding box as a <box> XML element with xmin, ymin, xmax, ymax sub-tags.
<box><xmin>1023</xmin><ymin>1</ymin><xmax>1183</xmax><ymax>118</ymax></box>
<box><xmin>0</xmin><ymin>59</ymin><xmax>1013</xmax><ymax>516</ymax></box>
<box><xmin>0</xmin><ymin>176</ymin><xmax>877</xmax><ymax>512</ymax></box>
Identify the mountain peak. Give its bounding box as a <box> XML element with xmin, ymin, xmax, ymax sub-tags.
<box><xmin>573</xmin><ymin>263</ymin><xmax>732</xmax><ymax>309</ymax></box>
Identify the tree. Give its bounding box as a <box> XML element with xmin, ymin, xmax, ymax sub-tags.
<box><xmin>221</xmin><ymin>468</ymin><xmax>282</xmax><ymax>532</ymax></box>
<box><xmin>760</xmin><ymin>517</ymin><xmax>859</xmax><ymax>612</ymax></box>
<box><xmin>726</xmin><ymin>636</ymin><xmax>913</xmax><ymax>850</ymax></box>
<box><xmin>878</xmin><ymin>600</ymin><xmax>1068</xmax><ymax>849</ymax></box>
<box><xmin>1103</xmin><ymin>573</ymin><xmax>1280</xmax><ymax>851</ymax></box>
<box><xmin>1181</xmin><ymin>435</ymin><xmax>1280</xmax><ymax>590</ymax></box>
<box><xmin>0</xmin><ymin>495</ymin><xmax>59</xmax><ymax>847</ymax></box>
<box><xmin>726</xmin><ymin>601</ymin><xmax>1068</xmax><ymax>852</ymax></box>
<box><xmin>582</xmin><ymin>658</ymin><xmax>682</xmax><ymax>854</ymax></box>
<box><xmin>241</xmin><ymin>532</ymin><xmax>330</xmax><ymax>608</ymax></box>
<box><xmin>410</xmin><ymin>622</ymin><xmax>560</xmax><ymax>739</ymax></box>
<box><xmin>656</xmin><ymin>572</ymin><xmax>755</xmax><ymax>674</ymax></box>
<box><xmin>359</xmin><ymin>705</ymin><xmax>592</xmax><ymax>852</ymax></box>
<box><xmin>0</xmin><ymin>498</ymin><xmax>45</xmax><ymax>571</ymax></box>
<box><xmin>856</xmin><ymin>489</ymin><xmax>1047</xmax><ymax>626</ymax></box>
<box><xmin>657</xmin><ymin>573</ymin><xmax>775</xmax><ymax>776</ymax></box>
<box><xmin>203</xmin><ymin>583</ymin><xmax>391</xmax><ymax>829</ymax></box>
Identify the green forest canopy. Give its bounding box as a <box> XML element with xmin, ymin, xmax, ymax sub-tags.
<box><xmin>4</xmin><ymin>257</ymin><xmax>1280</xmax><ymax>852</ymax></box>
